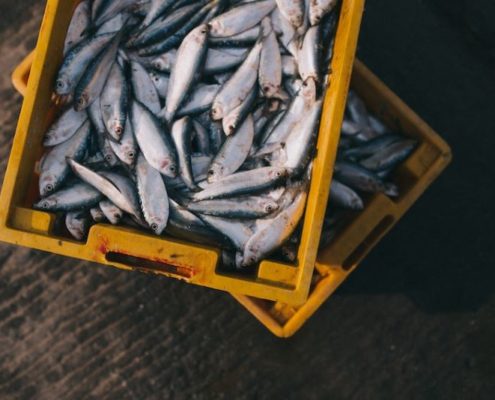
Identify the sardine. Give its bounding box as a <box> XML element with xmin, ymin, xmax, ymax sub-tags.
<box><xmin>39</xmin><ymin>120</ymin><xmax>91</xmax><ymax>196</ymax></box>
<box><xmin>130</xmin><ymin>100</ymin><xmax>178</xmax><ymax>177</ymax></box>
<box><xmin>136</xmin><ymin>153</ymin><xmax>169</xmax><ymax>234</ymax></box>
<box><xmin>209</xmin><ymin>114</ymin><xmax>255</xmax><ymax>182</ymax></box>
<box><xmin>162</xmin><ymin>24</ymin><xmax>209</xmax><ymax>123</ymax></box>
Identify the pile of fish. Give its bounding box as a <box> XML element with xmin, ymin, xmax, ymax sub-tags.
<box><xmin>34</xmin><ymin>0</ymin><xmax>341</xmax><ymax>269</ymax></box>
<box><xmin>318</xmin><ymin>90</ymin><xmax>417</xmax><ymax>249</ymax></box>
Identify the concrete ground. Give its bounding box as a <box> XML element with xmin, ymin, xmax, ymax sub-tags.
<box><xmin>0</xmin><ymin>1</ymin><xmax>493</xmax><ymax>399</ymax></box>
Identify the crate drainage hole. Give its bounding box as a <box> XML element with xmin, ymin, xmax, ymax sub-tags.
<box><xmin>342</xmin><ymin>215</ymin><xmax>395</xmax><ymax>271</ymax></box>
<box><xmin>105</xmin><ymin>252</ymin><xmax>194</xmax><ymax>279</ymax></box>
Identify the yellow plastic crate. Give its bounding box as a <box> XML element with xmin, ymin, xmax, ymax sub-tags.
<box><xmin>232</xmin><ymin>60</ymin><xmax>452</xmax><ymax>336</ymax></box>
<box><xmin>11</xmin><ymin>56</ymin><xmax>452</xmax><ymax>338</ymax></box>
<box><xmin>1</xmin><ymin>0</ymin><xmax>365</xmax><ymax>304</ymax></box>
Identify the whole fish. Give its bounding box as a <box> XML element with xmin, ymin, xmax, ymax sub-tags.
<box><xmin>360</xmin><ymin>139</ymin><xmax>417</xmax><ymax>171</ymax></box>
<box><xmin>162</xmin><ymin>24</ymin><xmax>209</xmax><ymax>123</ymax></box>
<box><xmin>39</xmin><ymin>120</ymin><xmax>91</xmax><ymax>196</ymax></box>
<box><xmin>136</xmin><ymin>153</ymin><xmax>169</xmax><ymax>234</ymax></box>
<box><xmin>187</xmin><ymin>197</ymin><xmax>279</xmax><ymax>219</ymax></box>
<box><xmin>209</xmin><ymin>0</ymin><xmax>276</xmax><ymax>37</ymax></box>
<box><xmin>193</xmin><ymin>167</ymin><xmax>288</xmax><ymax>201</ymax></box>
<box><xmin>130</xmin><ymin>100</ymin><xmax>178</xmax><ymax>178</ymax></box>
<box><xmin>34</xmin><ymin>181</ymin><xmax>103</xmax><ymax>212</ymax></box>
<box><xmin>208</xmin><ymin>115</ymin><xmax>255</xmax><ymax>182</ymax></box>
<box><xmin>211</xmin><ymin>40</ymin><xmax>262</xmax><ymax>120</ymax></box>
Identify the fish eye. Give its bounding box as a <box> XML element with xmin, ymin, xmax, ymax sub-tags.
<box><xmin>105</xmin><ymin>154</ymin><xmax>113</xmax><ymax>162</ymax></box>
<box><xmin>113</xmin><ymin>213</ymin><xmax>120</xmax><ymax>219</ymax></box>
<box><xmin>45</xmin><ymin>184</ymin><xmax>54</xmax><ymax>192</ymax></box>
<box><xmin>169</xmin><ymin>165</ymin><xmax>176</xmax><ymax>172</ymax></box>
<box><xmin>115</xmin><ymin>126</ymin><xmax>123</xmax><ymax>135</ymax></box>
<box><xmin>275</xmin><ymin>171</ymin><xmax>282</xmax><ymax>177</ymax></box>
<box><xmin>56</xmin><ymin>80</ymin><xmax>65</xmax><ymax>89</ymax></box>
<box><xmin>151</xmin><ymin>223</ymin><xmax>159</xmax><ymax>232</ymax></box>
<box><xmin>40</xmin><ymin>200</ymin><xmax>49</xmax><ymax>209</ymax></box>
<box><xmin>207</xmin><ymin>169</ymin><xmax>214</xmax><ymax>176</ymax></box>
<box><xmin>265</xmin><ymin>204</ymin><xmax>273</xmax><ymax>212</ymax></box>
<box><xmin>127</xmin><ymin>151</ymin><xmax>135</xmax><ymax>159</ymax></box>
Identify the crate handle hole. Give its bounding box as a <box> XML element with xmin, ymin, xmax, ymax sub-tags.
<box><xmin>105</xmin><ymin>252</ymin><xmax>195</xmax><ymax>279</ymax></box>
<box><xmin>342</xmin><ymin>215</ymin><xmax>395</xmax><ymax>271</ymax></box>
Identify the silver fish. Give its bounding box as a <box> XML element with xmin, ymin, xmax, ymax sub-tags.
<box><xmin>211</xmin><ymin>40</ymin><xmax>262</xmax><ymax>120</ymax></box>
<box><xmin>222</xmin><ymin>87</ymin><xmax>257</xmax><ymax>136</ymax></box>
<box><xmin>74</xmin><ymin>32</ymin><xmax>122</xmax><ymax>111</ymax></box>
<box><xmin>239</xmin><ymin>190</ymin><xmax>307</xmax><ymax>267</ymax></box>
<box><xmin>193</xmin><ymin>166</ymin><xmax>288</xmax><ymax>201</ymax></box>
<box><xmin>90</xmin><ymin>206</ymin><xmax>106</xmax><ymax>222</ymax></box>
<box><xmin>39</xmin><ymin>120</ymin><xmax>91</xmax><ymax>196</ymax></box>
<box><xmin>34</xmin><ymin>181</ymin><xmax>103</xmax><ymax>212</ymax></box>
<box><xmin>274</xmin><ymin>100</ymin><xmax>322</xmax><ymax>173</ymax></box>
<box><xmin>130</xmin><ymin>100</ymin><xmax>178</xmax><ymax>178</ymax></box>
<box><xmin>136</xmin><ymin>153</ymin><xmax>169</xmax><ymax>234</ymax></box>
<box><xmin>275</xmin><ymin>0</ymin><xmax>305</xmax><ymax>29</ymax></box>
<box><xmin>209</xmin><ymin>0</ymin><xmax>276</xmax><ymax>37</ymax></box>
<box><xmin>360</xmin><ymin>139</ymin><xmax>417</xmax><ymax>171</ymax></box>
<box><xmin>130</xmin><ymin>60</ymin><xmax>161</xmax><ymax>115</ymax></box>
<box><xmin>99</xmin><ymin>200</ymin><xmax>123</xmax><ymax>224</ymax></box>
<box><xmin>100</xmin><ymin>62</ymin><xmax>128</xmax><ymax>141</ymax></box>
<box><xmin>259</xmin><ymin>18</ymin><xmax>283</xmax><ymax>98</ymax></box>
<box><xmin>298</xmin><ymin>25</ymin><xmax>320</xmax><ymax>82</ymax></box>
<box><xmin>66</xmin><ymin>211</ymin><xmax>90</xmax><ymax>240</ymax></box>
<box><xmin>149</xmin><ymin>71</ymin><xmax>169</xmax><ymax>99</ymax></box>
<box><xmin>55</xmin><ymin>33</ymin><xmax>115</xmax><ymax>96</ymax></box>
<box><xmin>171</xmin><ymin>117</ymin><xmax>198</xmax><ymax>191</ymax></box>
<box><xmin>43</xmin><ymin>108</ymin><xmax>87</xmax><ymax>146</ymax></box>
<box><xmin>334</xmin><ymin>161</ymin><xmax>388</xmax><ymax>193</ymax></box>
<box><xmin>68</xmin><ymin>159</ymin><xmax>138</xmax><ymax>217</ymax></box>
<box><xmin>309</xmin><ymin>0</ymin><xmax>337</xmax><ymax>26</ymax></box>
<box><xmin>64</xmin><ymin>0</ymin><xmax>91</xmax><ymax>55</ymax></box>
<box><xmin>162</xmin><ymin>24</ymin><xmax>209</xmax><ymax>123</ymax></box>
<box><xmin>329</xmin><ymin>180</ymin><xmax>364</xmax><ymax>210</ymax></box>
<box><xmin>108</xmin><ymin>117</ymin><xmax>137</xmax><ymax>166</ymax></box>
<box><xmin>199</xmin><ymin>215</ymin><xmax>254</xmax><ymax>250</ymax></box>
<box><xmin>177</xmin><ymin>84</ymin><xmax>221</xmax><ymax>117</ymax></box>
<box><xmin>209</xmin><ymin>115</ymin><xmax>255</xmax><ymax>182</ymax></box>
<box><xmin>188</xmin><ymin>197</ymin><xmax>279</xmax><ymax>219</ymax></box>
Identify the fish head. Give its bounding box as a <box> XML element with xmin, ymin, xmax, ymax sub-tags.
<box><xmin>210</xmin><ymin>103</ymin><xmax>223</xmax><ymax>121</ymax></box>
<box><xmin>55</xmin><ymin>75</ymin><xmax>71</xmax><ymax>95</ymax></box>
<box><xmin>160</xmin><ymin>158</ymin><xmax>177</xmax><ymax>178</ymax></box>
<box><xmin>34</xmin><ymin>196</ymin><xmax>57</xmax><ymax>210</ymax></box>
<box><xmin>208</xmin><ymin>19</ymin><xmax>223</xmax><ymax>36</ymax></box>
<box><xmin>270</xmin><ymin>167</ymin><xmax>289</xmax><ymax>180</ymax></box>
<box><xmin>207</xmin><ymin>164</ymin><xmax>223</xmax><ymax>183</ymax></box>
<box><xmin>74</xmin><ymin>92</ymin><xmax>90</xmax><ymax>111</ymax></box>
<box><xmin>148</xmin><ymin>216</ymin><xmax>167</xmax><ymax>235</ymax></box>
<box><xmin>39</xmin><ymin>176</ymin><xmax>56</xmax><ymax>197</ymax></box>
<box><xmin>238</xmin><ymin>247</ymin><xmax>259</xmax><ymax>269</ymax></box>
<box><xmin>260</xmin><ymin>199</ymin><xmax>279</xmax><ymax>214</ymax></box>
